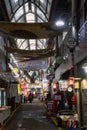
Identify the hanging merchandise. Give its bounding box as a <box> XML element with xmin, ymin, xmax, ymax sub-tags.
<box><xmin>24</xmin><ymin>89</ymin><xmax>29</xmax><ymax>97</ymax></box>
<box><xmin>21</xmin><ymin>82</ymin><xmax>26</xmax><ymax>90</ymax></box>
<box><xmin>71</xmin><ymin>95</ymin><xmax>77</xmax><ymax>105</ymax></box>
<box><xmin>71</xmin><ymin>94</ymin><xmax>77</xmax><ymax>111</ymax></box>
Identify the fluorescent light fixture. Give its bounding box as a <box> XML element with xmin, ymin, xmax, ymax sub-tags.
<box><xmin>82</xmin><ymin>63</ymin><xmax>87</xmax><ymax>68</ymax></box>
<box><xmin>40</xmin><ymin>0</ymin><xmax>44</xmax><ymax>3</ymax></box>
<box><xmin>82</xmin><ymin>63</ymin><xmax>87</xmax><ymax>73</ymax></box>
<box><xmin>83</xmin><ymin>67</ymin><xmax>87</xmax><ymax>73</ymax></box>
<box><xmin>82</xmin><ymin>66</ymin><xmax>87</xmax><ymax>69</ymax></box>
<box><xmin>14</xmin><ymin>0</ymin><xmax>18</xmax><ymax>3</ymax></box>
<box><xmin>55</xmin><ymin>20</ymin><xmax>65</xmax><ymax>26</ymax></box>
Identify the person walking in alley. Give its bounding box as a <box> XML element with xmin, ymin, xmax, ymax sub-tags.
<box><xmin>28</xmin><ymin>91</ymin><xmax>34</xmax><ymax>103</ymax></box>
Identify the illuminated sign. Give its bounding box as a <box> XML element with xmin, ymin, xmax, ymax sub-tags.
<box><xmin>68</xmin><ymin>77</ymin><xmax>74</xmax><ymax>86</ymax></box>
<box><xmin>18</xmin><ymin>59</ymin><xmax>48</xmax><ymax>71</ymax></box>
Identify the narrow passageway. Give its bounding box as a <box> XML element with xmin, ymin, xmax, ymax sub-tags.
<box><xmin>2</xmin><ymin>98</ymin><xmax>57</xmax><ymax>130</ymax></box>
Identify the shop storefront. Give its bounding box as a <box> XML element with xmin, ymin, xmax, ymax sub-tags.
<box><xmin>50</xmin><ymin>78</ymin><xmax>79</xmax><ymax>129</ymax></box>
<box><xmin>76</xmin><ymin>58</ymin><xmax>87</xmax><ymax>126</ymax></box>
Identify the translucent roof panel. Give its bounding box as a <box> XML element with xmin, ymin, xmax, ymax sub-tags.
<box><xmin>25</xmin><ymin>3</ymin><xmax>35</xmax><ymax>13</ymax></box>
<box><xmin>4</xmin><ymin>0</ymin><xmax>53</xmax><ymax>50</ymax></box>
<box><xmin>15</xmin><ymin>39</ymin><xmax>22</xmax><ymax>47</ymax></box>
<box><xmin>17</xmin><ymin>17</ymin><xmax>25</xmax><ymax>23</ymax></box>
<box><xmin>29</xmin><ymin>40</ymin><xmax>36</xmax><ymax>50</ymax></box>
<box><xmin>37</xmin><ymin>8</ymin><xmax>46</xmax><ymax>21</ymax></box>
<box><xmin>26</xmin><ymin>13</ymin><xmax>35</xmax><ymax>23</ymax></box>
<box><xmin>37</xmin><ymin>39</ymin><xmax>47</xmax><ymax>49</ymax></box>
<box><xmin>14</xmin><ymin>6</ymin><xmax>24</xmax><ymax>20</ymax></box>
<box><xmin>20</xmin><ymin>40</ymin><xmax>29</xmax><ymax>49</ymax></box>
<box><xmin>37</xmin><ymin>17</ymin><xmax>44</xmax><ymax>23</ymax></box>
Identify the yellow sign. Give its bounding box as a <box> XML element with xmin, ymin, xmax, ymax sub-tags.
<box><xmin>18</xmin><ymin>84</ymin><xmax>21</xmax><ymax>94</ymax></box>
<box><xmin>13</xmin><ymin>68</ymin><xmax>19</xmax><ymax>73</ymax></box>
<box><xmin>75</xmin><ymin>82</ymin><xmax>79</xmax><ymax>89</ymax></box>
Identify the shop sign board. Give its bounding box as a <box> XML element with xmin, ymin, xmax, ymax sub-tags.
<box><xmin>18</xmin><ymin>59</ymin><xmax>48</xmax><ymax>71</ymax></box>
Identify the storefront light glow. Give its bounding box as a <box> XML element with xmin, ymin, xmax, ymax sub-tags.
<box><xmin>59</xmin><ymin>80</ymin><xmax>62</xmax><ymax>83</ymax></box>
<box><xmin>68</xmin><ymin>77</ymin><xmax>74</xmax><ymax>85</ymax></box>
<box><xmin>83</xmin><ymin>68</ymin><xmax>87</xmax><ymax>73</ymax></box>
<box><xmin>82</xmin><ymin>63</ymin><xmax>87</xmax><ymax>73</ymax></box>
<box><xmin>53</xmin><ymin>83</ymin><xmax>57</xmax><ymax>88</ymax></box>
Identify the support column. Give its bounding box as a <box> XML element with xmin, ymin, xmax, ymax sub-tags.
<box><xmin>72</xmin><ymin>0</ymin><xmax>83</xmax><ymax>126</ymax></box>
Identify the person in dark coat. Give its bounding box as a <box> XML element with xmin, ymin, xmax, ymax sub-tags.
<box><xmin>28</xmin><ymin>92</ymin><xmax>33</xmax><ymax>103</ymax></box>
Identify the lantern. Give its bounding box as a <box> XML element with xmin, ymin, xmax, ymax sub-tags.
<box><xmin>68</xmin><ymin>77</ymin><xmax>74</xmax><ymax>86</ymax></box>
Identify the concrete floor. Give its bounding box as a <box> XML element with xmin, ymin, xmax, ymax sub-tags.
<box><xmin>2</xmin><ymin>98</ymin><xmax>58</xmax><ymax>130</ymax></box>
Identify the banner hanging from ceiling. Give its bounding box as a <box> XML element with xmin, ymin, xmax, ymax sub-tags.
<box><xmin>18</xmin><ymin>59</ymin><xmax>48</xmax><ymax>71</ymax></box>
